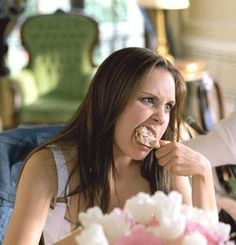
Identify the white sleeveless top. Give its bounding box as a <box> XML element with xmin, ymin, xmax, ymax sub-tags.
<box><xmin>43</xmin><ymin>146</ymin><xmax>76</xmax><ymax>245</ymax></box>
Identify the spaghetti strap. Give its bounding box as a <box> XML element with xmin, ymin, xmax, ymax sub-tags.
<box><xmin>48</xmin><ymin>145</ymin><xmax>69</xmax><ymax>197</ymax></box>
<box><xmin>43</xmin><ymin>146</ymin><xmax>72</xmax><ymax>244</ymax></box>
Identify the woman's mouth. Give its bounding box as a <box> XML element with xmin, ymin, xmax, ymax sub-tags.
<box><xmin>135</xmin><ymin>125</ymin><xmax>158</xmax><ymax>148</ymax></box>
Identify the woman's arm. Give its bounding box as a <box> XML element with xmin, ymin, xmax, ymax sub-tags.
<box><xmin>191</xmin><ymin>157</ymin><xmax>216</xmax><ymax>211</ymax></box>
<box><xmin>172</xmin><ymin>175</ymin><xmax>192</xmax><ymax>205</ymax></box>
<box><xmin>155</xmin><ymin>141</ymin><xmax>217</xmax><ymax>212</ymax></box>
<box><xmin>3</xmin><ymin>149</ymin><xmax>57</xmax><ymax>245</ymax></box>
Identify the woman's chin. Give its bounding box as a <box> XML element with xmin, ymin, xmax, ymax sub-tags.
<box><xmin>133</xmin><ymin>147</ymin><xmax>152</xmax><ymax>161</ymax></box>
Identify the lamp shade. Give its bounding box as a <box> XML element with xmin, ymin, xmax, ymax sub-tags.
<box><xmin>137</xmin><ymin>0</ymin><xmax>190</xmax><ymax>9</ymax></box>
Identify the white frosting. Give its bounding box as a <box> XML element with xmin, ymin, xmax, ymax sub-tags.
<box><xmin>135</xmin><ymin>126</ymin><xmax>157</xmax><ymax>148</ymax></box>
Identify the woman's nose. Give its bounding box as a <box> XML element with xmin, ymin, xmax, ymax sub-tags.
<box><xmin>151</xmin><ymin>107</ymin><xmax>166</xmax><ymax>125</ymax></box>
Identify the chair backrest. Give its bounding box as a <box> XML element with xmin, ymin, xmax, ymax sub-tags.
<box><xmin>175</xmin><ymin>60</ymin><xmax>225</xmax><ymax>132</ymax></box>
<box><xmin>183</xmin><ymin>73</ymin><xmax>225</xmax><ymax>132</ymax></box>
<box><xmin>21</xmin><ymin>11</ymin><xmax>99</xmax><ymax>100</ymax></box>
<box><xmin>0</xmin><ymin>125</ymin><xmax>64</xmax><ymax>203</ymax></box>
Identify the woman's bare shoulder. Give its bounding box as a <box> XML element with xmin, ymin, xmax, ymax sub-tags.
<box><xmin>27</xmin><ymin>147</ymin><xmax>54</xmax><ymax>163</ymax></box>
<box><xmin>21</xmin><ymin>147</ymin><xmax>58</xmax><ymax>196</ymax></box>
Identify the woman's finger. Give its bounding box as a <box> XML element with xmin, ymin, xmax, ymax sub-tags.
<box><xmin>155</xmin><ymin>140</ymin><xmax>173</xmax><ymax>159</ymax></box>
<box><xmin>157</xmin><ymin>152</ymin><xmax>173</xmax><ymax>166</ymax></box>
<box><xmin>163</xmin><ymin>161</ymin><xmax>174</xmax><ymax>172</ymax></box>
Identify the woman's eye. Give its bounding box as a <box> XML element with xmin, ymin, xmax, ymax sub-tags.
<box><xmin>141</xmin><ymin>97</ymin><xmax>155</xmax><ymax>105</ymax></box>
<box><xmin>165</xmin><ymin>103</ymin><xmax>174</xmax><ymax>112</ymax></box>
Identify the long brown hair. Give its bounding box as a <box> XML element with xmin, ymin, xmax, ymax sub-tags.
<box><xmin>32</xmin><ymin>47</ymin><xmax>186</xmax><ymax>212</ymax></box>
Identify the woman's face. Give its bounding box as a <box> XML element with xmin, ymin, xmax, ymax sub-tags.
<box><xmin>114</xmin><ymin>68</ymin><xmax>176</xmax><ymax>161</ymax></box>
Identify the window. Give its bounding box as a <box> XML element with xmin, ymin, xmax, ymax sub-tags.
<box><xmin>6</xmin><ymin>0</ymin><xmax>144</xmax><ymax>73</ymax></box>
<box><xmin>84</xmin><ymin>0</ymin><xmax>144</xmax><ymax>64</ymax></box>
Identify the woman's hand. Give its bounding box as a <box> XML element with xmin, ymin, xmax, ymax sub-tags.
<box><xmin>155</xmin><ymin>140</ymin><xmax>211</xmax><ymax>177</ymax></box>
<box><xmin>155</xmin><ymin>140</ymin><xmax>217</xmax><ymax>212</ymax></box>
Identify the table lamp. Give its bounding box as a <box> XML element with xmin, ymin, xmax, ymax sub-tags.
<box><xmin>138</xmin><ymin>0</ymin><xmax>190</xmax><ymax>62</ymax></box>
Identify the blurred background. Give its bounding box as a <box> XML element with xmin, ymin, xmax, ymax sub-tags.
<box><xmin>0</xmin><ymin>0</ymin><xmax>236</xmax><ymax>130</ymax></box>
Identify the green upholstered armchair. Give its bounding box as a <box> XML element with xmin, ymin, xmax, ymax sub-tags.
<box><xmin>2</xmin><ymin>11</ymin><xmax>99</xmax><ymax>128</ymax></box>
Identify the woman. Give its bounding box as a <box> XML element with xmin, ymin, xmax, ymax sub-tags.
<box><xmin>3</xmin><ymin>47</ymin><xmax>217</xmax><ymax>245</ymax></box>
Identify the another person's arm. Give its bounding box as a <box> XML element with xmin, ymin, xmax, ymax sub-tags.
<box><xmin>216</xmin><ymin>195</ymin><xmax>236</xmax><ymax>220</ymax></box>
<box><xmin>185</xmin><ymin>112</ymin><xmax>236</xmax><ymax>167</ymax></box>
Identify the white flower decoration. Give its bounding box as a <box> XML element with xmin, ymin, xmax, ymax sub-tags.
<box><xmin>152</xmin><ymin>191</ymin><xmax>183</xmax><ymax>221</ymax></box>
<box><xmin>148</xmin><ymin>213</ymin><xmax>186</xmax><ymax>241</ymax></box>
<box><xmin>76</xmin><ymin>223</ymin><xmax>109</xmax><ymax>245</ymax></box>
<box><xmin>101</xmin><ymin>209</ymin><xmax>131</xmax><ymax>243</ymax></box>
<box><xmin>124</xmin><ymin>192</ymin><xmax>155</xmax><ymax>224</ymax></box>
<box><xmin>182</xmin><ymin>231</ymin><xmax>207</xmax><ymax>245</ymax></box>
<box><xmin>78</xmin><ymin>206</ymin><xmax>104</xmax><ymax>228</ymax></box>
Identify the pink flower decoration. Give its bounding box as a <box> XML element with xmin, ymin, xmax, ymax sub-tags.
<box><xmin>148</xmin><ymin>217</ymin><xmax>160</xmax><ymax>227</ymax></box>
<box><xmin>113</xmin><ymin>225</ymin><xmax>164</xmax><ymax>245</ymax></box>
<box><xmin>185</xmin><ymin>220</ymin><xmax>230</xmax><ymax>245</ymax></box>
<box><xmin>112</xmin><ymin>208</ymin><xmax>134</xmax><ymax>226</ymax></box>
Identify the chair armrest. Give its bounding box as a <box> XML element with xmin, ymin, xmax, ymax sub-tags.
<box><xmin>0</xmin><ymin>76</ymin><xmax>18</xmax><ymax>129</ymax></box>
<box><xmin>12</xmin><ymin>68</ymin><xmax>39</xmax><ymax>105</ymax></box>
<box><xmin>0</xmin><ymin>69</ymin><xmax>38</xmax><ymax>128</ymax></box>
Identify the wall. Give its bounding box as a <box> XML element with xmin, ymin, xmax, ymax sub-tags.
<box><xmin>181</xmin><ymin>0</ymin><xmax>236</xmax><ymax>115</ymax></box>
